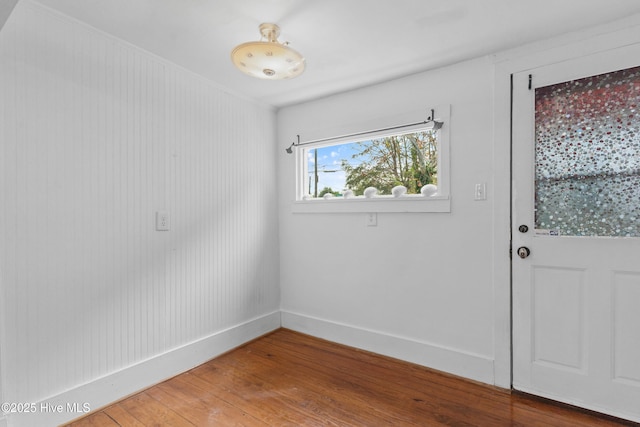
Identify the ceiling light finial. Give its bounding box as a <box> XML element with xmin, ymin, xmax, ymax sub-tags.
<box><xmin>231</xmin><ymin>23</ymin><xmax>305</xmax><ymax>80</ymax></box>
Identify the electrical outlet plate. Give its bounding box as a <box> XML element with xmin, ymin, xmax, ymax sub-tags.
<box><xmin>366</xmin><ymin>212</ymin><xmax>377</xmax><ymax>226</ymax></box>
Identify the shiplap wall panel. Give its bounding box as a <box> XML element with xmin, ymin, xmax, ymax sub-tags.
<box><xmin>0</xmin><ymin>0</ymin><xmax>278</xmax><ymax>404</ymax></box>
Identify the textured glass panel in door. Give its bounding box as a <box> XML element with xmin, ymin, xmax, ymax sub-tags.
<box><xmin>534</xmin><ymin>66</ymin><xmax>640</xmax><ymax>237</ymax></box>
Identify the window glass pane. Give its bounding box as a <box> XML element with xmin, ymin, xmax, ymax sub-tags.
<box><xmin>535</xmin><ymin>66</ymin><xmax>640</xmax><ymax>237</ymax></box>
<box><xmin>305</xmin><ymin>130</ymin><xmax>437</xmax><ymax>198</ymax></box>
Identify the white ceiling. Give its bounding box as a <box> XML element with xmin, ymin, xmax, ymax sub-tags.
<box><xmin>33</xmin><ymin>0</ymin><xmax>640</xmax><ymax>108</ymax></box>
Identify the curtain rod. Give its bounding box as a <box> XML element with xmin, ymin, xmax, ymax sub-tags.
<box><xmin>285</xmin><ymin>108</ymin><xmax>444</xmax><ymax>153</ymax></box>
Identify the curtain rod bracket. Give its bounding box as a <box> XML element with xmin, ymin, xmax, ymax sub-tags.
<box><xmin>285</xmin><ymin>108</ymin><xmax>443</xmax><ymax>154</ymax></box>
<box><xmin>285</xmin><ymin>135</ymin><xmax>299</xmax><ymax>154</ymax></box>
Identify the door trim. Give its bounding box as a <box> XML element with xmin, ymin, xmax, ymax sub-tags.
<box><xmin>493</xmin><ymin>17</ymin><xmax>640</xmax><ymax>393</ymax></box>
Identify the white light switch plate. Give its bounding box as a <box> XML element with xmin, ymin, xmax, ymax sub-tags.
<box><xmin>474</xmin><ymin>183</ymin><xmax>487</xmax><ymax>201</ymax></box>
<box><xmin>156</xmin><ymin>211</ymin><xmax>170</xmax><ymax>231</ymax></box>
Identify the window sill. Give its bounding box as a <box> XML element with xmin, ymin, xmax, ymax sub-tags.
<box><xmin>291</xmin><ymin>195</ymin><xmax>450</xmax><ymax>213</ymax></box>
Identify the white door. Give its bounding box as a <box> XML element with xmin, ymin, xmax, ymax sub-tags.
<box><xmin>512</xmin><ymin>45</ymin><xmax>640</xmax><ymax>423</ymax></box>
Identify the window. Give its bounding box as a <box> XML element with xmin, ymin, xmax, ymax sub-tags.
<box><xmin>292</xmin><ymin>108</ymin><xmax>450</xmax><ymax>213</ymax></box>
<box><xmin>534</xmin><ymin>66</ymin><xmax>640</xmax><ymax>237</ymax></box>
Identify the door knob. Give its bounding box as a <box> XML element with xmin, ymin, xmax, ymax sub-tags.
<box><xmin>517</xmin><ymin>247</ymin><xmax>530</xmax><ymax>259</ymax></box>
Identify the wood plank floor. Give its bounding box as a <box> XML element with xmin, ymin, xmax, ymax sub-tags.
<box><xmin>66</xmin><ymin>329</ymin><xmax>637</xmax><ymax>426</ymax></box>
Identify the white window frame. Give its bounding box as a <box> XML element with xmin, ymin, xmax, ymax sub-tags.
<box><xmin>291</xmin><ymin>106</ymin><xmax>450</xmax><ymax>213</ymax></box>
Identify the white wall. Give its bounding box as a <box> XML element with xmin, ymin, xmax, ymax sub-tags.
<box><xmin>278</xmin><ymin>56</ymin><xmax>500</xmax><ymax>384</ymax></box>
<box><xmin>0</xmin><ymin>2</ymin><xmax>280</xmax><ymax>425</ymax></box>
<box><xmin>3</xmin><ymin>1</ymin><xmax>640</xmax><ymax>425</ymax></box>
<box><xmin>277</xmin><ymin>11</ymin><xmax>640</xmax><ymax>392</ymax></box>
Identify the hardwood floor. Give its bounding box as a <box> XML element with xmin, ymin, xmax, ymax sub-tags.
<box><xmin>66</xmin><ymin>329</ymin><xmax>637</xmax><ymax>426</ymax></box>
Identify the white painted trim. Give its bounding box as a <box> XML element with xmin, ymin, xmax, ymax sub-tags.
<box><xmin>492</xmin><ymin>10</ymin><xmax>640</xmax><ymax>403</ymax></box>
<box><xmin>292</xmin><ymin>105</ymin><xmax>451</xmax><ymax>213</ymax></box>
<box><xmin>291</xmin><ymin>196</ymin><xmax>451</xmax><ymax>213</ymax></box>
<box><xmin>281</xmin><ymin>310</ymin><xmax>495</xmax><ymax>385</ymax></box>
<box><xmin>5</xmin><ymin>311</ymin><xmax>281</xmax><ymax>427</ymax></box>
<box><xmin>492</xmin><ymin>13</ymin><xmax>640</xmax><ymax>69</ymax></box>
<box><xmin>491</xmin><ymin>54</ymin><xmax>514</xmax><ymax>390</ymax></box>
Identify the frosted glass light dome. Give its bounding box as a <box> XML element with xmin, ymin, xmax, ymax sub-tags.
<box><xmin>231</xmin><ymin>23</ymin><xmax>305</xmax><ymax>80</ymax></box>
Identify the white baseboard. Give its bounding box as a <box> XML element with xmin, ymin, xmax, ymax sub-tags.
<box><xmin>6</xmin><ymin>311</ymin><xmax>281</xmax><ymax>427</ymax></box>
<box><xmin>5</xmin><ymin>310</ymin><xmax>498</xmax><ymax>426</ymax></box>
<box><xmin>281</xmin><ymin>310</ymin><xmax>495</xmax><ymax>385</ymax></box>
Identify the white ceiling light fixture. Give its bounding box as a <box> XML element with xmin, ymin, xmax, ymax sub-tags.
<box><xmin>231</xmin><ymin>23</ymin><xmax>305</xmax><ymax>80</ymax></box>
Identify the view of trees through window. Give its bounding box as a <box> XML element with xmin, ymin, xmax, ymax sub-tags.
<box><xmin>305</xmin><ymin>130</ymin><xmax>438</xmax><ymax>197</ymax></box>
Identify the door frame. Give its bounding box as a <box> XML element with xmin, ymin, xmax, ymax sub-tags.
<box><xmin>491</xmin><ymin>20</ymin><xmax>640</xmax><ymax>391</ymax></box>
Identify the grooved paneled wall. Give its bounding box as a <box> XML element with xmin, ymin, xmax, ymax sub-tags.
<box><xmin>0</xmin><ymin>0</ymin><xmax>279</xmax><ymax>406</ymax></box>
